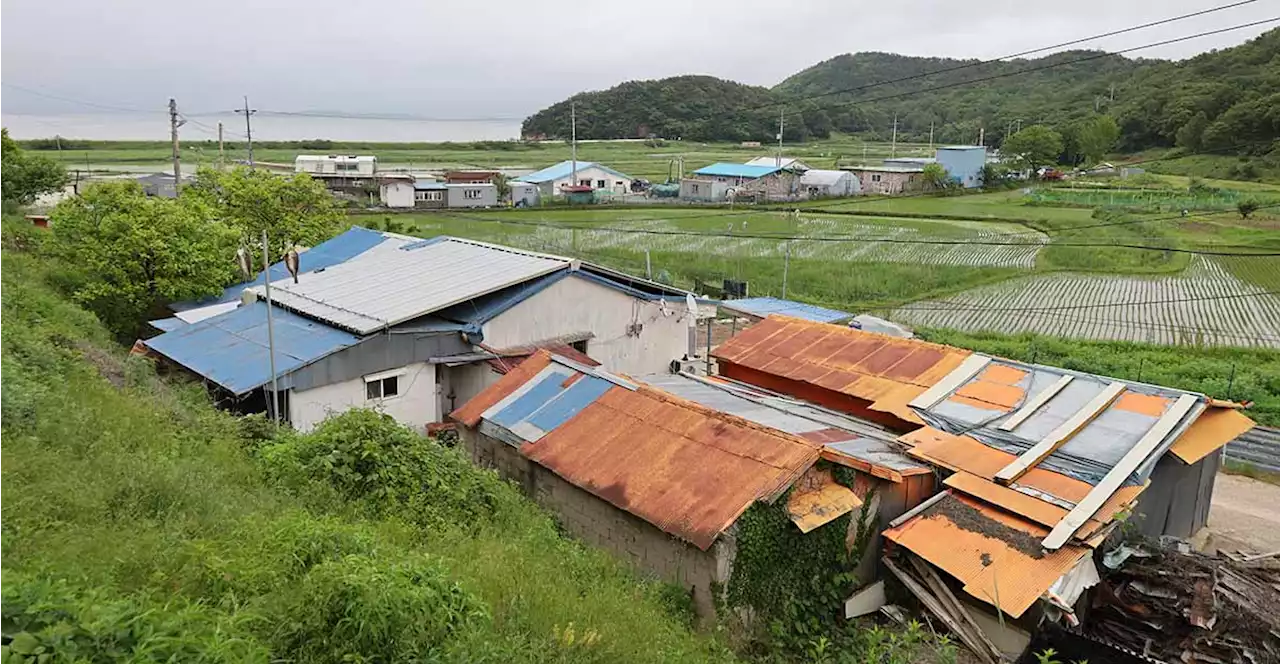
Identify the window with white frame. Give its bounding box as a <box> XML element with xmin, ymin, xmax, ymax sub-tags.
<box><xmin>578</xmin><ymin>179</ymin><xmax>591</xmax><ymax>187</ymax></box>
<box><xmin>596</xmin><ymin>179</ymin><xmax>606</xmax><ymax>188</ymax></box>
<box><xmin>415</xmin><ymin>190</ymin><xmax>443</xmax><ymax>201</ymax></box>
<box><xmin>690</xmin><ymin>183</ymin><xmax>701</xmax><ymax>194</ymax></box>
<box><xmin>464</xmin><ymin>188</ymin><xmax>483</xmax><ymax>200</ymax></box>
<box><xmin>364</xmin><ymin>372</ymin><xmax>400</xmax><ymax>400</ymax></box>
<box><xmin>871</xmin><ymin>174</ymin><xmax>882</xmax><ymax>182</ymax></box>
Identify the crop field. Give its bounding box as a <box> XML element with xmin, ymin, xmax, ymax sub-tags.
<box><xmin>401</xmin><ymin>208</ymin><xmax>1045</xmax><ymax>269</ymax></box>
<box><xmin>892</xmin><ymin>257</ymin><xmax>1280</xmax><ymax>348</ymax></box>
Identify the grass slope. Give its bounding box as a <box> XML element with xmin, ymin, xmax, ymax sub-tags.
<box><xmin>0</xmin><ymin>247</ymin><xmax>732</xmax><ymax>663</ymax></box>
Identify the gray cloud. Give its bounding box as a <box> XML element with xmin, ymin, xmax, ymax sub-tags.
<box><xmin>2</xmin><ymin>0</ymin><xmax>1274</xmax><ymax>118</ymax></box>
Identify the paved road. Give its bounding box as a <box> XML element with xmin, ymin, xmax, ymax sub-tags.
<box><xmin>1209</xmin><ymin>473</ymin><xmax>1280</xmax><ymax>554</ymax></box>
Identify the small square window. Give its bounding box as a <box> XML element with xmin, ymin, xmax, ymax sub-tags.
<box><xmin>365</xmin><ymin>375</ymin><xmax>399</xmax><ymax>400</ymax></box>
<box><xmin>464</xmin><ymin>189</ymin><xmax>483</xmax><ymax>200</ymax></box>
<box><xmin>596</xmin><ymin>179</ymin><xmax>606</xmax><ymax>188</ymax></box>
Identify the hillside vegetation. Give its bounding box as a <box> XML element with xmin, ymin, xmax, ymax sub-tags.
<box><xmin>525</xmin><ymin>29</ymin><xmax>1279</xmax><ymax>163</ymax></box>
<box><xmin>0</xmin><ymin>230</ymin><xmax>733</xmax><ymax>662</ymax></box>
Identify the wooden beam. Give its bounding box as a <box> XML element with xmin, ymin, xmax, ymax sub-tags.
<box><xmin>887</xmin><ymin>490</ymin><xmax>949</xmax><ymax>529</ymax></box>
<box><xmin>998</xmin><ymin>374</ymin><xmax>1074</xmax><ymax>432</ymax></box>
<box><xmin>908</xmin><ymin>355</ymin><xmax>992</xmax><ymax>410</ymax></box>
<box><xmin>1042</xmin><ymin>394</ymin><xmax>1200</xmax><ymax>550</ymax></box>
<box><xmin>908</xmin><ymin>555</ymin><xmax>1005</xmax><ymax>662</ymax></box>
<box><xmin>994</xmin><ymin>381</ymin><xmax>1126</xmax><ymax>485</ymax></box>
<box><xmin>883</xmin><ymin>557</ymin><xmax>998</xmax><ymax>664</ymax></box>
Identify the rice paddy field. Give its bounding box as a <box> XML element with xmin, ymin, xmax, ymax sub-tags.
<box><xmin>378</xmin><ymin>179</ymin><xmax>1280</xmax><ymax>350</ymax></box>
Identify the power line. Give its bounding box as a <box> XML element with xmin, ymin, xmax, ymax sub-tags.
<box><xmin>750</xmin><ymin>0</ymin><xmax>1263</xmax><ymax>111</ymax></box>
<box><xmin>0</xmin><ymin>82</ymin><xmax>163</xmax><ymax>114</ymax></box>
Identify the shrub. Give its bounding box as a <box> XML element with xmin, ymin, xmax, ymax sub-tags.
<box><xmin>266</xmin><ymin>554</ymin><xmax>489</xmax><ymax>663</ymax></box>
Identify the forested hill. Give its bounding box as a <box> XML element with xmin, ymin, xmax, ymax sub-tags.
<box><xmin>522</xmin><ymin>28</ymin><xmax>1279</xmax><ymax>153</ymax></box>
<box><xmin>520</xmin><ymin>75</ymin><xmax>806</xmax><ymax>143</ymax></box>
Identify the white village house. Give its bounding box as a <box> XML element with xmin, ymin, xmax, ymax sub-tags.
<box><xmin>516</xmin><ymin>160</ymin><xmax>633</xmax><ymax>197</ymax></box>
<box><xmin>147</xmin><ymin>229</ymin><xmax>700</xmax><ymax>432</ymax></box>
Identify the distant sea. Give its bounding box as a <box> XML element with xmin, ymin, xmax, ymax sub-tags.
<box><xmin>1</xmin><ymin>112</ymin><xmax>522</xmax><ymax>143</ymax></box>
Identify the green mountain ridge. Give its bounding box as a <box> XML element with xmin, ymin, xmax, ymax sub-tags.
<box><xmin>523</xmin><ymin>28</ymin><xmax>1280</xmax><ymax>154</ymax></box>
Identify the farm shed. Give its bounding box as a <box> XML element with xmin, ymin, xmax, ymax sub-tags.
<box><xmin>841</xmin><ymin>165</ymin><xmax>922</xmax><ymax>195</ymax></box>
<box><xmin>745</xmin><ymin>156</ymin><xmax>811</xmax><ymax>171</ymax></box>
<box><xmin>687</xmin><ymin>163</ymin><xmax>800</xmax><ymax>201</ymax></box>
<box><xmin>294</xmin><ymin>155</ymin><xmax>377</xmax><ymax>177</ymax></box>
<box><xmin>412</xmin><ymin>179</ymin><xmax>447</xmax><ymax>209</ymax></box>
<box><xmin>516</xmin><ymin>160</ymin><xmax>632</xmax><ymax>197</ymax></box>
<box><xmin>508</xmin><ymin>181</ymin><xmax>540</xmax><ymax>207</ymax></box>
<box><xmin>718</xmin><ymin>296</ymin><xmax>852</xmax><ymax>324</ymax></box>
<box><xmin>800</xmin><ymin>169</ymin><xmax>860</xmax><ymax>198</ymax></box>
<box><xmin>444</xmin><ymin>170</ymin><xmax>501</xmax><ymax>184</ymax></box>
<box><xmin>378</xmin><ymin>175</ymin><xmax>415</xmax><ymax>208</ymax></box>
<box><xmin>712</xmin><ymin>314</ymin><xmax>1256</xmax><ymax>658</ymax></box>
<box><xmin>451</xmin><ymin>351</ymin><xmax>874</xmax><ymax>621</ymax></box>
<box><xmin>148</xmin><ymin>231</ymin><xmax>699</xmax><ymax>434</ymax></box>
<box><xmin>935</xmin><ymin>145</ymin><xmax>986</xmax><ymax>188</ymax></box>
<box><xmin>446</xmin><ymin>183</ymin><xmax>497</xmax><ymax>208</ymax></box>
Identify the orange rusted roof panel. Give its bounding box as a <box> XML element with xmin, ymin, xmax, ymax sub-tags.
<box><xmin>712</xmin><ymin>315</ymin><xmax>971</xmax><ymax>413</ymax></box>
<box><xmin>1169</xmin><ymin>406</ymin><xmax>1255</xmax><ymax>464</ymax></box>
<box><xmin>461</xmin><ymin>352</ymin><xmax>825</xmax><ymax>551</ymax></box>
<box><xmin>942</xmin><ymin>471</ymin><xmax>1138</xmax><ymax>542</ymax></box>
<box><xmin>884</xmin><ymin>492</ymin><xmax>1091</xmax><ymax>617</ymax></box>
<box><xmin>787</xmin><ymin>466</ymin><xmax>862</xmax><ymax>533</ymax></box>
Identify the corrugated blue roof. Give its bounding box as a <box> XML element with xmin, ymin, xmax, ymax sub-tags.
<box><xmin>692</xmin><ymin>163</ymin><xmax>781</xmax><ymax>179</ymax></box>
<box><xmin>144</xmin><ymin>301</ymin><xmax>361</xmax><ymax>395</ymax></box>
<box><xmin>171</xmin><ymin>226</ymin><xmax>391</xmax><ymax>312</ymax></box>
<box><xmin>516</xmin><ymin>160</ymin><xmax>630</xmax><ymax>184</ymax></box>
<box><xmin>148</xmin><ymin>317</ymin><xmax>189</xmax><ymax>333</ymax></box>
<box><xmin>720</xmin><ymin>297</ymin><xmax>851</xmax><ymax>324</ymax></box>
<box><xmin>414</xmin><ymin>179</ymin><xmax>448</xmax><ymax>190</ymax></box>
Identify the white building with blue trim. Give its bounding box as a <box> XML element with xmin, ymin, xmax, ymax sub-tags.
<box><xmin>515</xmin><ymin>160</ymin><xmax>633</xmax><ymax>197</ymax></box>
<box><xmin>146</xmin><ymin>228</ymin><xmax>701</xmax><ymax>432</ymax></box>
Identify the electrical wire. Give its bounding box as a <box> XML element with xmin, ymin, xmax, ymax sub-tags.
<box><xmin>746</xmin><ymin>0</ymin><xmax>1264</xmax><ymax>111</ymax></box>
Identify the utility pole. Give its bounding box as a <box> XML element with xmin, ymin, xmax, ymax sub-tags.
<box><xmin>217</xmin><ymin>121</ymin><xmax>225</xmax><ymax>169</ymax></box>
<box><xmin>1109</xmin><ymin>83</ymin><xmax>1115</xmax><ymax>104</ymax></box>
<box><xmin>777</xmin><ymin>108</ymin><xmax>785</xmax><ymax>168</ymax></box>
<box><xmin>979</xmin><ymin>127</ymin><xmax>985</xmax><ymax>147</ymax></box>
<box><xmin>570</xmin><ymin>101</ymin><xmax>578</xmax><ymax>187</ymax></box>
<box><xmin>928</xmin><ymin>121</ymin><xmax>935</xmax><ymax>152</ymax></box>
<box><xmin>890</xmin><ymin>113</ymin><xmax>898</xmax><ymax>158</ymax></box>
<box><xmin>261</xmin><ymin>229</ymin><xmax>280</xmax><ymax>425</ymax></box>
<box><xmin>236</xmin><ymin>96</ymin><xmax>257</xmax><ymax>168</ymax></box>
<box><xmin>168</xmin><ymin>98</ymin><xmax>184</xmax><ymax>186</ymax></box>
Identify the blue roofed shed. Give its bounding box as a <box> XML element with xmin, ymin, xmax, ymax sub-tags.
<box><xmin>516</xmin><ymin>160</ymin><xmax>633</xmax><ymax>197</ymax></box>
<box><xmin>719</xmin><ymin>297</ymin><xmax>852</xmax><ymax>324</ymax></box>
<box><xmin>144</xmin><ymin>301</ymin><xmax>361</xmax><ymax>395</ymax></box>
<box><xmin>692</xmin><ymin>163</ymin><xmax>782</xmax><ymax>179</ymax></box>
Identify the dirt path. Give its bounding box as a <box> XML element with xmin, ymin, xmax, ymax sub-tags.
<box><xmin>1209</xmin><ymin>473</ymin><xmax>1280</xmax><ymax>554</ymax></box>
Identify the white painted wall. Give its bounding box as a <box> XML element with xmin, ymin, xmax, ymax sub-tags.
<box><xmin>482</xmin><ymin>274</ymin><xmax>688</xmax><ymax>376</ymax></box>
<box><xmin>380</xmin><ymin>181</ymin><xmax>415</xmax><ymax>208</ymax></box>
<box><xmin>440</xmin><ymin>362</ymin><xmax>503</xmax><ymax>417</ymax></box>
<box><xmin>544</xmin><ymin>165</ymin><xmax>632</xmax><ymax>195</ymax></box>
<box><xmin>290</xmin><ymin>361</ymin><xmax>438</xmax><ymax>433</ymax></box>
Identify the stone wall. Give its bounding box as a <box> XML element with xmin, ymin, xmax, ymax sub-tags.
<box><xmin>461</xmin><ymin>427</ymin><xmax>735</xmax><ymax>622</ymax></box>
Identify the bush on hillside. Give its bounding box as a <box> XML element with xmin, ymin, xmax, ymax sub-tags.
<box><xmin>258</xmin><ymin>409</ymin><xmax>512</xmax><ymax>529</ymax></box>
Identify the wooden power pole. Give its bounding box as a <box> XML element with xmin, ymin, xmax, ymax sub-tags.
<box><xmin>236</xmin><ymin>96</ymin><xmax>257</xmax><ymax>168</ymax></box>
<box><xmin>168</xmin><ymin>98</ymin><xmax>183</xmax><ymax>186</ymax></box>
<box><xmin>217</xmin><ymin>121</ymin><xmax>225</xmax><ymax>169</ymax></box>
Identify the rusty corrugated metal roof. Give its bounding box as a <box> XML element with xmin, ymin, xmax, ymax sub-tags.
<box><xmin>884</xmin><ymin>492</ymin><xmax>1092</xmax><ymax>618</ymax></box>
<box><xmin>452</xmin><ymin>350</ymin><xmax>822</xmax><ymax>550</ymax></box>
<box><xmin>712</xmin><ymin>315</ymin><xmax>971</xmax><ymax>417</ymax></box>
<box><xmin>786</xmin><ymin>466</ymin><xmax>862</xmax><ymax>533</ymax></box>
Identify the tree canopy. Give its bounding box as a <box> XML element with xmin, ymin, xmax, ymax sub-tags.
<box><xmin>185</xmin><ymin>167</ymin><xmax>345</xmax><ymax>259</ymax></box>
<box><xmin>47</xmin><ymin>181</ymin><xmax>238</xmax><ymax>335</ymax></box>
<box><xmin>1002</xmin><ymin>125</ymin><xmax>1064</xmax><ymax>171</ymax></box>
<box><xmin>2</xmin><ymin>128</ymin><xmax>68</xmax><ymax>205</ymax></box>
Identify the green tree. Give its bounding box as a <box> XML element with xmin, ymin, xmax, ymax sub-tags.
<box><xmin>1073</xmin><ymin>115</ymin><xmax>1120</xmax><ymax>166</ymax></box>
<box><xmin>186</xmin><ymin>166</ymin><xmax>344</xmax><ymax>258</ymax></box>
<box><xmin>921</xmin><ymin>163</ymin><xmax>950</xmax><ymax>191</ymax></box>
<box><xmin>1002</xmin><ymin>125</ymin><xmax>1064</xmax><ymax>172</ymax></box>
<box><xmin>48</xmin><ymin>181</ymin><xmax>237</xmax><ymax>335</ymax></box>
<box><xmin>2</xmin><ymin>128</ymin><xmax>68</xmax><ymax>205</ymax></box>
<box><xmin>1176</xmin><ymin>112</ymin><xmax>1210</xmax><ymax>151</ymax></box>
<box><xmin>1238</xmin><ymin>199</ymin><xmax>1260</xmax><ymax>219</ymax></box>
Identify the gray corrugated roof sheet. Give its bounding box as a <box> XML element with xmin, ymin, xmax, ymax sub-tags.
<box><xmin>249</xmin><ymin>236</ymin><xmax>575</xmax><ymax>334</ymax></box>
<box><xmin>799</xmin><ymin>169</ymin><xmax>851</xmax><ymax>186</ymax></box>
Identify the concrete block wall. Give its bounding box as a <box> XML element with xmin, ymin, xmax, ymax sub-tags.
<box><xmin>462</xmin><ymin>428</ymin><xmax>734</xmax><ymax>621</ymax></box>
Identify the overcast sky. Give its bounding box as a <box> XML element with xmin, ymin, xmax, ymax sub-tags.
<box><xmin>3</xmin><ymin>0</ymin><xmax>1275</xmax><ymax>119</ymax></box>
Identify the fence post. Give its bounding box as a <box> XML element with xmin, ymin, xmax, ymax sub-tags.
<box><xmin>1226</xmin><ymin>363</ymin><xmax>1236</xmax><ymax>401</ymax></box>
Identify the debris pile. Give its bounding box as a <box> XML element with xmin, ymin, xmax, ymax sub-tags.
<box><xmin>1086</xmin><ymin>543</ymin><xmax>1280</xmax><ymax>663</ymax></box>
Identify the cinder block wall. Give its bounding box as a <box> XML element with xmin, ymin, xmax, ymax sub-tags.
<box><xmin>462</xmin><ymin>428</ymin><xmax>734</xmax><ymax>622</ymax></box>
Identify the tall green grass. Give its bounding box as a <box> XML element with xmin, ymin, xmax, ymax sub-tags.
<box><xmin>0</xmin><ymin>247</ymin><xmax>734</xmax><ymax>663</ymax></box>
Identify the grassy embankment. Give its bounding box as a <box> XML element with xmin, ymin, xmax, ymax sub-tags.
<box><xmin>0</xmin><ymin>237</ymin><xmax>734</xmax><ymax>662</ymax></box>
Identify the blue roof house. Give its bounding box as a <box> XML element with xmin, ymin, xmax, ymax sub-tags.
<box><xmin>144</xmin><ymin>231</ymin><xmax>702</xmax><ymax>435</ymax></box>
<box><xmin>516</xmin><ymin>160</ymin><xmax>633</xmax><ymax>198</ymax></box>
<box><xmin>682</xmin><ymin>163</ymin><xmax>801</xmax><ymax>202</ymax></box>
